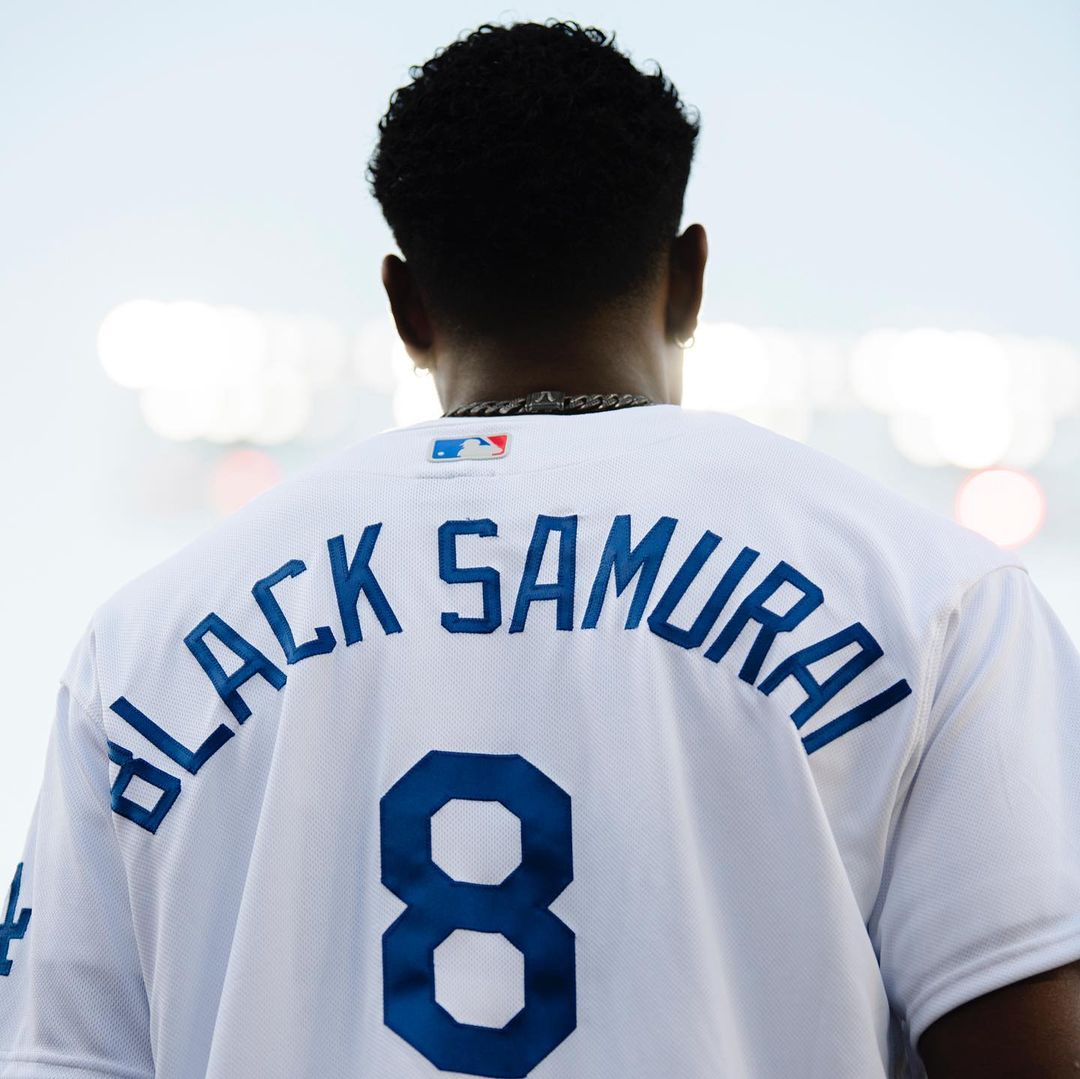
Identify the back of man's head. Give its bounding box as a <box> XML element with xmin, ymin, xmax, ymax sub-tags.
<box><xmin>366</xmin><ymin>19</ymin><xmax>701</xmax><ymax>340</ymax></box>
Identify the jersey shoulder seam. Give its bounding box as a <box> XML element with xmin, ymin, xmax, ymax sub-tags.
<box><xmin>58</xmin><ymin>610</ymin><xmax>113</xmax><ymax>807</ymax></box>
<box><xmin>908</xmin><ymin>560</ymin><xmax>1030</xmax><ymax>757</ymax></box>
<box><xmin>867</xmin><ymin>560</ymin><xmax>1032</xmax><ymax>932</ymax></box>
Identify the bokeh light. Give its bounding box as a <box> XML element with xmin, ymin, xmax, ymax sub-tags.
<box><xmin>99</xmin><ymin>301</ymin><xmax>1080</xmax><ymax>472</ymax></box>
<box><xmin>354</xmin><ymin>317</ymin><xmax>399</xmax><ymax>394</ymax></box>
<box><xmin>849</xmin><ymin>329</ymin><xmax>902</xmax><ymax>414</ymax></box>
<box><xmin>139</xmin><ymin>382</ymin><xmax>219</xmax><ymax>441</ymax></box>
<box><xmin>391</xmin><ymin>338</ymin><xmax>442</xmax><ymax>426</ymax></box>
<box><xmin>210</xmin><ymin>448</ymin><xmax>283</xmax><ymax>516</ymax></box>
<box><xmin>954</xmin><ymin>468</ymin><xmax>1046</xmax><ymax>548</ymax></box>
<box><xmin>97</xmin><ymin>298</ymin><xmax>171</xmax><ymax>389</ymax></box>
<box><xmin>888</xmin><ymin>412</ymin><xmax>946</xmax><ymax>468</ymax></box>
<box><xmin>1001</xmin><ymin>404</ymin><xmax>1055</xmax><ymax>468</ymax></box>
<box><xmin>684</xmin><ymin>321</ymin><xmax>772</xmax><ymax>411</ymax></box>
<box><xmin>98</xmin><ymin>300</ymin><xmax>370</xmax><ymax>444</ymax></box>
<box><xmin>682</xmin><ymin>321</ymin><xmax>812</xmax><ymax>439</ymax></box>
<box><xmin>849</xmin><ymin>327</ymin><xmax>1079</xmax><ymax>470</ymax></box>
<box><xmin>932</xmin><ymin>403</ymin><xmax>1014</xmax><ymax>470</ymax></box>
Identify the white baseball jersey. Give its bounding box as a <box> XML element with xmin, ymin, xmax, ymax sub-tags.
<box><xmin>2</xmin><ymin>403</ymin><xmax>1079</xmax><ymax>1079</ymax></box>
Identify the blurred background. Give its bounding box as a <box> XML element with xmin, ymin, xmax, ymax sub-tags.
<box><xmin>1</xmin><ymin>1</ymin><xmax>1077</xmax><ymax>869</ymax></box>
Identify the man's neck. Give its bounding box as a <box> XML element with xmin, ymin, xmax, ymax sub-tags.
<box><xmin>429</xmin><ymin>340</ymin><xmax>681</xmax><ymax>414</ymax></box>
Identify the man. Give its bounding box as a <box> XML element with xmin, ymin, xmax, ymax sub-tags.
<box><xmin>2</xmin><ymin>17</ymin><xmax>1078</xmax><ymax>1079</ymax></box>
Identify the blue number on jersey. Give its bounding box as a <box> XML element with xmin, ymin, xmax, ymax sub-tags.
<box><xmin>380</xmin><ymin>751</ymin><xmax>576</xmax><ymax>1078</ymax></box>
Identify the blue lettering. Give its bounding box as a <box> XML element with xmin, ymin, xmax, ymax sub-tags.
<box><xmin>757</xmin><ymin>622</ymin><xmax>885</xmax><ymax>728</ymax></box>
<box><xmin>649</xmin><ymin>536</ymin><xmax>760</xmax><ymax>650</ymax></box>
<box><xmin>107</xmin><ymin>741</ymin><xmax>182</xmax><ymax>833</ymax></box>
<box><xmin>184</xmin><ymin>613</ymin><xmax>287</xmax><ymax>723</ymax></box>
<box><xmin>704</xmin><ymin>561</ymin><xmax>824</xmax><ymax>680</ymax></box>
<box><xmin>0</xmin><ymin>863</ymin><xmax>31</xmax><ymax>976</ymax></box>
<box><xmin>438</xmin><ymin>519</ymin><xmax>502</xmax><ymax>633</ymax></box>
<box><xmin>509</xmin><ymin>515</ymin><xmax>578</xmax><ymax>633</ymax></box>
<box><xmin>110</xmin><ymin>695</ymin><xmax>233</xmax><ymax>774</ymax></box>
<box><xmin>582</xmin><ymin>514</ymin><xmax>678</xmax><ymax>630</ymax></box>
<box><xmin>252</xmin><ymin>558</ymin><xmax>337</xmax><ymax>663</ymax></box>
<box><xmin>802</xmin><ymin>680</ymin><xmax>913</xmax><ymax>754</ymax></box>
<box><xmin>328</xmin><ymin>523</ymin><xmax>403</xmax><ymax>645</ymax></box>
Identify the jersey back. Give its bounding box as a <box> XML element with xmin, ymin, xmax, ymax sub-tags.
<box><xmin>4</xmin><ymin>403</ymin><xmax>1079</xmax><ymax>1079</ymax></box>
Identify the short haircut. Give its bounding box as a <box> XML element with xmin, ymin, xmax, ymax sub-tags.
<box><xmin>366</xmin><ymin>19</ymin><xmax>701</xmax><ymax>338</ymax></box>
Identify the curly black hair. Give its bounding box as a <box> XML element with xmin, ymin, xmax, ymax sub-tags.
<box><xmin>366</xmin><ymin>19</ymin><xmax>701</xmax><ymax>338</ymax></box>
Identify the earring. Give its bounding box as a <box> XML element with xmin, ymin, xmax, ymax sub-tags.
<box><xmin>675</xmin><ymin>333</ymin><xmax>695</xmax><ymax>350</ymax></box>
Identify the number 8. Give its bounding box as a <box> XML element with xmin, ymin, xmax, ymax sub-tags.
<box><xmin>380</xmin><ymin>751</ymin><xmax>576</xmax><ymax>1078</ymax></box>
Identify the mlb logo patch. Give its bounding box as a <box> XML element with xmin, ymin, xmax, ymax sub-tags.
<box><xmin>430</xmin><ymin>434</ymin><xmax>510</xmax><ymax>461</ymax></box>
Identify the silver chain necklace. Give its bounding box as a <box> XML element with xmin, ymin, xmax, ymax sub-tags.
<box><xmin>442</xmin><ymin>389</ymin><xmax>658</xmax><ymax>417</ymax></box>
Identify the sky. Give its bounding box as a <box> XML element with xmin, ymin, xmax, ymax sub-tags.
<box><xmin>1</xmin><ymin>0</ymin><xmax>1077</xmax><ymax>868</ymax></box>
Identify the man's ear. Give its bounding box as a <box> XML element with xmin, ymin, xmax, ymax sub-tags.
<box><xmin>381</xmin><ymin>253</ymin><xmax>436</xmax><ymax>369</ymax></box>
<box><xmin>666</xmin><ymin>223</ymin><xmax>707</xmax><ymax>344</ymax></box>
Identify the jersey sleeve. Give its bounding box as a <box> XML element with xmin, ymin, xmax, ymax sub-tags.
<box><xmin>870</xmin><ymin>563</ymin><xmax>1080</xmax><ymax>1067</ymax></box>
<box><xmin>0</xmin><ymin>676</ymin><xmax>155</xmax><ymax>1079</ymax></box>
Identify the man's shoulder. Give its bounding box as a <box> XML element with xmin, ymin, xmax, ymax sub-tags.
<box><xmin>681</xmin><ymin>408</ymin><xmax>1015</xmax><ymax>572</ymax></box>
<box><xmin>671</xmin><ymin>410</ymin><xmax>1029</xmax><ymax>681</ymax></box>
<box><xmin>67</xmin><ymin>431</ymin><xmax>395</xmax><ymax>691</ymax></box>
